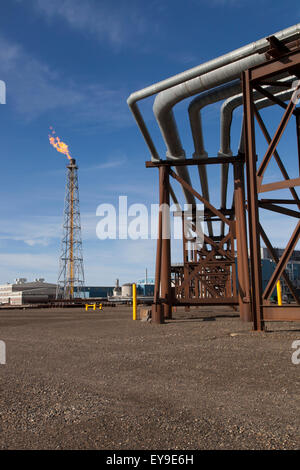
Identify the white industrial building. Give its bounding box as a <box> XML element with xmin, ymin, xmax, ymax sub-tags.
<box><xmin>0</xmin><ymin>278</ymin><xmax>57</xmax><ymax>306</ymax></box>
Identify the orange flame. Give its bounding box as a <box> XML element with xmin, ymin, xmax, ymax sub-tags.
<box><xmin>48</xmin><ymin>127</ymin><xmax>72</xmax><ymax>160</ymax></box>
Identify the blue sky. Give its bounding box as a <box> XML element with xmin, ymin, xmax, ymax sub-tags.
<box><xmin>0</xmin><ymin>0</ymin><xmax>299</xmax><ymax>285</ymax></box>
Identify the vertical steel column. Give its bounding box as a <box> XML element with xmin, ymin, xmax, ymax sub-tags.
<box><xmin>182</xmin><ymin>213</ymin><xmax>190</xmax><ymax>308</ymax></box>
<box><xmin>234</xmin><ymin>161</ymin><xmax>252</xmax><ymax>321</ymax></box>
<box><xmin>242</xmin><ymin>70</ymin><xmax>264</xmax><ymax>331</ymax></box>
<box><xmin>230</xmin><ymin>225</ymin><xmax>237</xmax><ymax>299</ymax></box>
<box><xmin>161</xmin><ymin>166</ymin><xmax>172</xmax><ymax>319</ymax></box>
<box><xmin>152</xmin><ymin>167</ymin><xmax>164</xmax><ymax>324</ymax></box>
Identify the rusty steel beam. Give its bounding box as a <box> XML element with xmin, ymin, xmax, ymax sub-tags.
<box><xmin>263</xmin><ymin>306</ymin><xmax>300</xmax><ymax>321</ymax></box>
<box><xmin>234</xmin><ymin>162</ymin><xmax>252</xmax><ymax>321</ymax></box>
<box><xmin>260</xmin><ymin>199</ymin><xmax>300</xmax><ymax>204</ymax></box>
<box><xmin>257</xmin><ymin>94</ymin><xmax>298</xmax><ymax>184</ymax></box>
<box><xmin>182</xmin><ymin>214</ymin><xmax>190</xmax><ymax>302</ymax></box>
<box><xmin>254</xmin><ymin>106</ymin><xmax>300</xmax><ymax>209</ymax></box>
<box><xmin>254</xmin><ymin>106</ymin><xmax>300</xmax><ymax>210</ymax></box>
<box><xmin>258</xmin><ymin>202</ymin><xmax>300</xmax><ymax>218</ymax></box>
<box><xmin>152</xmin><ymin>166</ymin><xmax>164</xmax><ymax>324</ymax></box>
<box><xmin>250</xmin><ymin>48</ymin><xmax>300</xmax><ymax>81</ymax></box>
<box><xmin>174</xmin><ymin>298</ymin><xmax>239</xmax><ymax>305</ymax></box>
<box><xmin>152</xmin><ymin>166</ymin><xmax>173</xmax><ymax>323</ymax></box>
<box><xmin>259</xmin><ymin>80</ymin><xmax>293</xmax><ymax>87</ymax></box>
<box><xmin>202</xmin><ymin>233</ymin><xmax>235</xmax><ymax>261</ymax></box>
<box><xmin>242</xmin><ymin>69</ymin><xmax>264</xmax><ymax>331</ymax></box>
<box><xmin>266</xmin><ymin>35</ymin><xmax>291</xmax><ymax>57</ymax></box>
<box><xmin>169</xmin><ymin>170</ymin><xmax>231</xmax><ymax>226</ymax></box>
<box><xmin>253</xmin><ymin>84</ymin><xmax>292</xmax><ymax>112</ymax></box>
<box><xmin>146</xmin><ymin>155</ymin><xmax>244</xmax><ymax>168</ymax></box>
<box><xmin>161</xmin><ymin>166</ymin><xmax>172</xmax><ymax>320</ymax></box>
<box><xmin>265</xmin><ymin>38</ymin><xmax>300</xmax><ymax>60</ymax></box>
<box><xmin>259</xmin><ymin>177</ymin><xmax>300</xmax><ymax>193</ymax></box>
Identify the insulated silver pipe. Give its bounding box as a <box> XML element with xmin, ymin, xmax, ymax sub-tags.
<box><xmin>188</xmin><ymin>80</ymin><xmax>241</xmax><ymax>236</ymax></box>
<box><xmin>220</xmin><ymin>76</ymin><xmax>295</xmax><ymax>156</ymax></box>
<box><xmin>153</xmin><ymin>54</ymin><xmax>267</xmax><ymax>206</ymax></box>
<box><xmin>189</xmin><ymin>80</ymin><xmax>240</xmax><ymax>160</ymax></box>
<box><xmin>128</xmin><ymin>23</ymin><xmax>300</xmax><ymax>161</ymax></box>
<box><xmin>154</xmin><ymin>55</ymin><xmax>265</xmax><ymax>155</ymax></box>
<box><xmin>128</xmin><ymin>24</ymin><xmax>300</xmax><ymax>218</ymax></box>
<box><xmin>151</xmin><ymin>26</ymin><xmax>300</xmax><ymax>208</ymax></box>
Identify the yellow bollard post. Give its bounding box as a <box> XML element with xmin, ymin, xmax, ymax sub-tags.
<box><xmin>132</xmin><ymin>283</ymin><xmax>137</xmax><ymax>320</ymax></box>
<box><xmin>277</xmin><ymin>280</ymin><xmax>282</xmax><ymax>306</ymax></box>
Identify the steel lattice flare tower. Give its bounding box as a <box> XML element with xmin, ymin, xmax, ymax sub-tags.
<box><xmin>56</xmin><ymin>158</ymin><xmax>85</xmax><ymax>299</ymax></box>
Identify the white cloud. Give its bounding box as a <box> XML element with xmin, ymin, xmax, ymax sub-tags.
<box><xmin>0</xmin><ymin>34</ymin><xmax>130</xmax><ymax>126</ymax></box>
<box><xmin>0</xmin><ymin>216</ymin><xmax>60</xmax><ymax>245</ymax></box>
<box><xmin>27</xmin><ymin>0</ymin><xmax>147</xmax><ymax>47</ymax></box>
<box><xmin>24</xmin><ymin>238</ymin><xmax>51</xmax><ymax>247</ymax></box>
<box><xmin>81</xmin><ymin>155</ymin><xmax>127</xmax><ymax>172</ymax></box>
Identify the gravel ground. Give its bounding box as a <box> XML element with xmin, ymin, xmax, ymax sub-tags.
<box><xmin>0</xmin><ymin>305</ymin><xmax>299</xmax><ymax>450</ymax></box>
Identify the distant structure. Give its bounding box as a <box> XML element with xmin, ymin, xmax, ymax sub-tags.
<box><xmin>136</xmin><ymin>278</ymin><xmax>155</xmax><ymax>297</ymax></box>
<box><xmin>108</xmin><ymin>276</ymin><xmax>154</xmax><ymax>302</ymax></box>
<box><xmin>48</xmin><ymin>128</ymin><xmax>85</xmax><ymax>300</ymax></box>
<box><xmin>113</xmin><ymin>279</ymin><xmax>121</xmax><ymax>297</ymax></box>
<box><xmin>0</xmin><ymin>279</ymin><xmax>56</xmax><ymax>306</ymax></box>
<box><xmin>56</xmin><ymin>158</ymin><xmax>85</xmax><ymax>299</ymax></box>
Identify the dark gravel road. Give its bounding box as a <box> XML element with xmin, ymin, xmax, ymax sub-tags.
<box><xmin>0</xmin><ymin>305</ymin><xmax>299</xmax><ymax>449</ymax></box>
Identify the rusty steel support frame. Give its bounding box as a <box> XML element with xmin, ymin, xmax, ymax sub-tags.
<box><xmin>170</xmin><ymin>168</ymin><xmax>239</xmax><ymax>306</ymax></box>
<box><xmin>233</xmin><ymin>160</ymin><xmax>252</xmax><ymax>321</ymax></box>
<box><xmin>242</xmin><ymin>46</ymin><xmax>300</xmax><ymax>330</ymax></box>
<box><xmin>161</xmin><ymin>166</ymin><xmax>172</xmax><ymax>320</ymax></box>
<box><xmin>152</xmin><ymin>165</ymin><xmax>171</xmax><ymax>323</ymax></box>
<box><xmin>147</xmin><ymin>155</ymin><xmax>251</xmax><ymax>320</ymax></box>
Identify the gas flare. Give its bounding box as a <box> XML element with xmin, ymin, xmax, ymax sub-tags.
<box><xmin>48</xmin><ymin>127</ymin><xmax>72</xmax><ymax>160</ymax></box>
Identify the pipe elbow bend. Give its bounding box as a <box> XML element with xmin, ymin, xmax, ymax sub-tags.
<box><xmin>153</xmin><ymin>85</ymin><xmax>184</xmax><ymax>121</ymax></box>
<box><xmin>127</xmin><ymin>93</ymin><xmax>136</xmax><ymax>108</ymax></box>
<box><xmin>153</xmin><ymin>91</ymin><xmax>169</xmax><ymax>121</ymax></box>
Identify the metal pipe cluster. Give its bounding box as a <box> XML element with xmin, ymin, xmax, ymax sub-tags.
<box><xmin>127</xmin><ymin>24</ymin><xmax>300</xmax><ymax>235</ymax></box>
